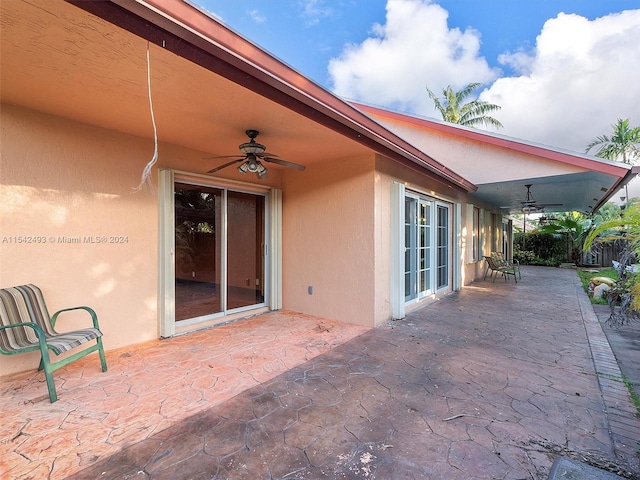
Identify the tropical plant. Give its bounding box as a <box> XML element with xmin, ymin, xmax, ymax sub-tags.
<box><xmin>585</xmin><ymin>118</ymin><xmax>640</xmax><ymax>164</ymax></box>
<box><xmin>426</xmin><ymin>82</ymin><xmax>503</xmax><ymax>129</ymax></box>
<box><xmin>583</xmin><ymin>200</ymin><xmax>640</xmax><ymax>327</ymax></box>
<box><xmin>539</xmin><ymin>212</ymin><xmax>593</xmax><ymax>264</ymax></box>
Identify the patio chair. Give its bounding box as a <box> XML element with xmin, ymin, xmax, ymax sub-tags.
<box><xmin>483</xmin><ymin>255</ymin><xmax>518</xmax><ymax>283</ymax></box>
<box><xmin>491</xmin><ymin>252</ymin><xmax>521</xmax><ymax>281</ymax></box>
<box><xmin>0</xmin><ymin>284</ymin><xmax>107</xmax><ymax>402</ymax></box>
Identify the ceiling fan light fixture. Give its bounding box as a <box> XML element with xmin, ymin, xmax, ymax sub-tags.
<box><xmin>237</xmin><ymin>162</ymin><xmax>249</xmax><ymax>174</ymax></box>
<box><xmin>247</xmin><ymin>157</ymin><xmax>260</xmax><ymax>172</ymax></box>
<box><xmin>237</xmin><ymin>157</ymin><xmax>268</xmax><ymax>179</ymax></box>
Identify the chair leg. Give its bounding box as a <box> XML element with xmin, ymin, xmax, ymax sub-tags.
<box><xmin>40</xmin><ymin>353</ymin><xmax>58</xmax><ymax>403</ymax></box>
<box><xmin>97</xmin><ymin>337</ymin><xmax>108</xmax><ymax>372</ymax></box>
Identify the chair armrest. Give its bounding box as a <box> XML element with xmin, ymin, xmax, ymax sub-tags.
<box><xmin>0</xmin><ymin>322</ymin><xmax>49</xmax><ymax>354</ymax></box>
<box><xmin>0</xmin><ymin>321</ymin><xmax>45</xmax><ymax>334</ymax></box>
<box><xmin>50</xmin><ymin>306</ymin><xmax>100</xmax><ymax>330</ymax></box>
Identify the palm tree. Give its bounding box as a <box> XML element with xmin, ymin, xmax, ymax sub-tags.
<box><xmin>426</xmin><ymin>82</ymin><xmax>503</xmax><ymax>129</ymax></box>
<box><xmin>585</xmin><ymin>118</ymin><xmax>640</xmax><ymax>164</ymax></box>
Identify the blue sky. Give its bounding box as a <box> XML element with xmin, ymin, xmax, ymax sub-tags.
<box><xmin>193</xmin><ymin>0</ymin><xmax>640</xmax><ymax>154</ymax></box>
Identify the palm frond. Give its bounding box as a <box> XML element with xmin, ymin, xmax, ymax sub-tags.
<box><xmin>585</xmin><ymin>118</ymin><xmax>640</xmax><ymax>164</ymax></box>
<box><xmin>426</xmin><ymin>82</ymin><xmax>502</xmax><ymax>129</ymax></box>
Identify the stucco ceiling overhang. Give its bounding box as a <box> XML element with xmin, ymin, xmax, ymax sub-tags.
<box><xmin>352</xmin><ymin>103</ymin><xmax>637</xmax><ymax>215</ymax></box>
<box><xmin>0</xmin><ymin>0</ymin><xmax>475</xmax><ymax>193</ymax></box>
<box><xmin>471</xmin><ymin>170</ymin><xmax>638</xmax><ymax>215</ymax></box>
<box><xmin>466</xmin><ymin>155</ymin><xmax>637</xmax><ymax>216</ymax></box>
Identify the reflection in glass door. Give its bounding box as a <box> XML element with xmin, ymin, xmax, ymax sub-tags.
<box><xmin>436</xmin><ymin>204</ymin><xmax>449</xmax><ymax>290</ymax></box>
<box><xmin>174</xmin><ymin>183</ymin><xmax>266</xmax><ymax>322</ymax></box>
<box><xmin>227</xmin><ymin>191</ymin><xmax>265</xmax><ymax>310</ymax></box>
<box><xmin>405</xmin><ymin>196</ymin><xmax>432</xmax><ymax>301</ymax></box>
<box><xmin>174</xmin><ymin>183</ymin><xmax>223</xmax><ymax>321</ymax></box>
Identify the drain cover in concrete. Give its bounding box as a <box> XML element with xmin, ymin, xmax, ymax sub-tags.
<box><xmin>548</xmin><ymin>456</ymin><xmax>625</xmax><ymax>480</ymax></box>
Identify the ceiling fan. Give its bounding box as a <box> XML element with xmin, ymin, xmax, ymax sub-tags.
<box><xmin>205</xmin><ymin>129</ymin><xmax>305</xmax><ymax>179</ymax></box>
<box><xmin>501</xmin><ymin>184</ymin><xmax>563</xmax><ymax>213</ymax></box>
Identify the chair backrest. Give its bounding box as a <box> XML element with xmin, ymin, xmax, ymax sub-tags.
<box><xmin>491</xmin><ymin>252</ymin><xmax>508</xmax><ymax>267</ymax></box>
<box><xmin>484</xmin><ymin>255</ymin><xmax>499</xmax><ymax>269</ymax></box>
<box><xmin>0</xmin><ymin>285</ymin><xmax>55</xmax><ymax>352</ymax></box>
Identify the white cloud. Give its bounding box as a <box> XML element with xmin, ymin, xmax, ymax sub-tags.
<box><xmin>248</xmin><ymin>9</ymin><xmax>267</xmax><ymax>24</ymax></box>
<box><xmin>328</xmin><ymin>0</ymin><xmax>498</xmax><ymax>115</ymax></box>
<box><xmin>328</xmin><ymin>1</ymin><xmax>640</xmax><ymax>154</ymax></box>
<box><xmin>298</xmin><ymin>0</ymin><xmax>333</xmax><ymax>27</ymax></box>
<box><xmin>484</xmin><ymin>10</ymin><xmax>640</xmax><ymax>152</ymax></box>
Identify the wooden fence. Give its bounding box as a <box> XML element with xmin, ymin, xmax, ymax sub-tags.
<box><xmin>581</xmin><ymin>240</ymin><xmax>633</xmax><ymax>268</ymax></box>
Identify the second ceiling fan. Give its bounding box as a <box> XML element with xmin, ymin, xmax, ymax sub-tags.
<box><xmin>502</xmin><ymin>184</ymin><xmax>563</xmax><ymax>212</ymax></box>
<box><xmin>205</xmin><ymin>130</ymin><xmax>305</xmax><ymax>179</ymax></box>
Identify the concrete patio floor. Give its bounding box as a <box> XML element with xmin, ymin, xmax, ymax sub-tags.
<box><xmin>1</xmin><ymin>266</ymin><xmax>639</xmax><ymax>479</ymax></box>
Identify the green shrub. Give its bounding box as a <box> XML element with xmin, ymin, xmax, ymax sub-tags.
<box><xmin>514</xmin><ymin>230</ymin><xmax>567</xmax><ymax>264</ymax></box>
<box><xmin>513</xmin><ymin>244</ymin><xmax>536</xmax><ymax>264</ymax></box>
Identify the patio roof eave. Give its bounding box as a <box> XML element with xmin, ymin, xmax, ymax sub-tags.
<box><xmin>66</xmin><ymin>0</ymin><xmax>476</xmax><ymax>193</ymax></box>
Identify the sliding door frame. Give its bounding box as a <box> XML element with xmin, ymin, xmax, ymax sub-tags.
<box><xmin>158</xmin><ymin>169</ymin><xmax>282</xmax><ymax>337</ymax></box>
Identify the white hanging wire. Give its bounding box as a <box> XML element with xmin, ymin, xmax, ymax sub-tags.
<box><xmin>133</xmin><ymin>41</ymin><xmax>158</xmax><ymax>193</ymax></box>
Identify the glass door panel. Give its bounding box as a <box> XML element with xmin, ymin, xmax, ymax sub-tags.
<box><xmin>418</xmin><ymin>202</ymin><xmax>431</xmax><ymax>294</ymax></box>
<box><xmin>436</xmin><ymin>204</ymin><xmax>449</xmax><ymax>290</ymax></box>
<box><xmin>227</xmin><ymin>191</ymin><xmax>265</xmax><ymax>310</ymax></box>
<box><xmin>174</xmin><ymin>183</ymin><xmax>222</xmax><ymax>321</ymax></box>
<box><xmin>404</xmin><ymin>197</ymin><xmax>417</xmax><ymax>301</ymax></box>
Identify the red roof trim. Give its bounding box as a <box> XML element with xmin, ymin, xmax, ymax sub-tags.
<box><xmin>353</xmin><ymin>102</ymin><xmax>630</xmax><ymax>178</ymax></box>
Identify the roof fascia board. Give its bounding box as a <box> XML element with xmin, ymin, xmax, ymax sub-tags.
<box><xmin>353</xmin><ymin>102</ymin><xmax>631</xmax><ymax>178</ymax></box>
<box><xmin>65</xmin><ymin>0</ymin><xmax>475</xmax><ymax>192</ymax></box>
<box><xmin>592</xmin><ymin>165</ymin><xmax>640</xmax><ymax>213</ymax></box>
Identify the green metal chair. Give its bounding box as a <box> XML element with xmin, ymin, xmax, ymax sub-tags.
<box><xmin>483</xmin><ymin>255</ymin><xmax>518</xmax><ymax>283</ymax></box>
<box><xmin>492</xmin><ymin>252</ymin><xmax>521</xmax><ymax>281</ymax></box>
<box><xmin>0</xmin><ymin>284</ymin><xmax>107</xmax><ymax>402</ymax></box>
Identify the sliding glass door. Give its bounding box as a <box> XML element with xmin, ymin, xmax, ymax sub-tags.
<box><xmin>174</xmin><ymin>182</ymin><xmax>266</xmax><ymax>323</ymax></box>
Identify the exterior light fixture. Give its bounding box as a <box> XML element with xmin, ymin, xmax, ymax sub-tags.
<box><xmin>237</xmin><ymin>155</ymin><xmax>268</xmax><ymax>178</ymax></box>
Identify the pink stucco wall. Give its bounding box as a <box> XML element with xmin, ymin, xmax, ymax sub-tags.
<box><xmin>1</xmin><ymin>104</ymin><xmax>161</xmax><ymax>376</ymax></box>
<box><xmin>282</xmin><ymin>155</ymin><xmax>377</xmax><ymax>327</ymax></box>
<box><xmin>1</xmin><ymin>103</ymin><xmax>497</xmax><ymax>377</ymax></box>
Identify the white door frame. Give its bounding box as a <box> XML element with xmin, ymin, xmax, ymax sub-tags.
<box><xmin>158</xmin><ymin>169</ymin><xmax>282</xmax><ymax>337</ymax></box>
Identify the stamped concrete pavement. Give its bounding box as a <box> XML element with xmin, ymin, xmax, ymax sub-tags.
<box><xmin>65</xmin><ymin>266</ymin><xmax>640</xmax><ymax>479</ymax></box>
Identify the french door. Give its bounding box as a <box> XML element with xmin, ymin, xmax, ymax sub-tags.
<box><xmin>404</xmin><ymin>194</ymin><xmax>451</xmax><ymax>302</ymax></box>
